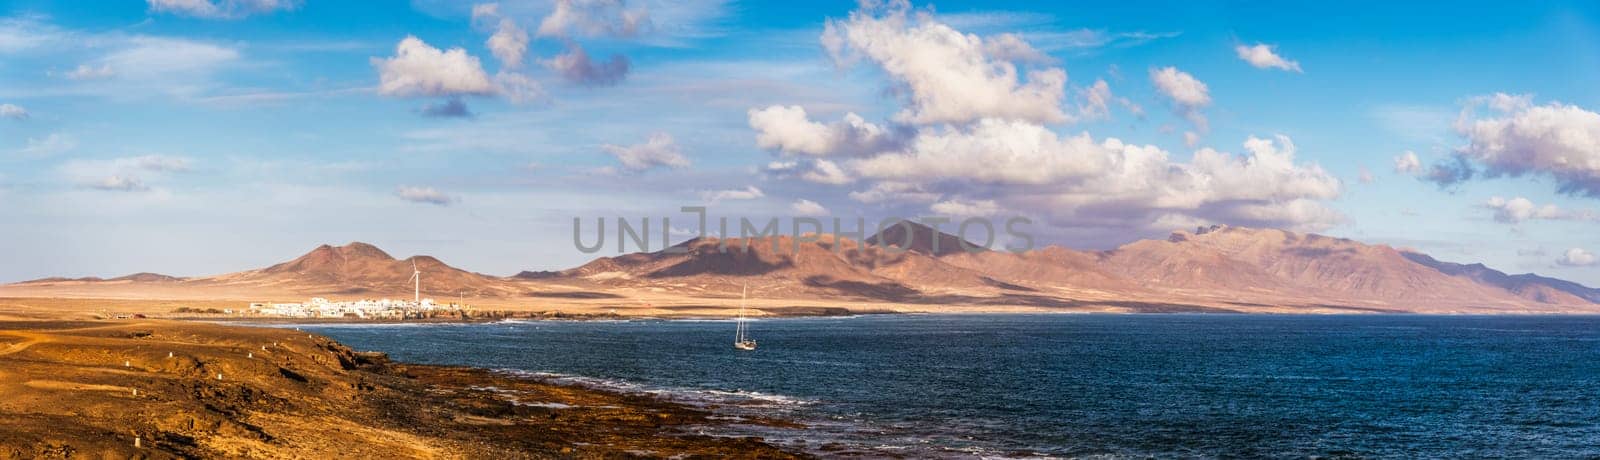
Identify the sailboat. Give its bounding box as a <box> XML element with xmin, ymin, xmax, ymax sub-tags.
<box><xmin>734</xmin><ymin>284</ymin><xmax>757</xmax><ymax>351</ymax></box>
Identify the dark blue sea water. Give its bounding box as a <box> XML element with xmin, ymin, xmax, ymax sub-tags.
<box><xmin>292</xmin><ymin>314</ymin><xmax>1600</xmax><ymax>458</ymax></box>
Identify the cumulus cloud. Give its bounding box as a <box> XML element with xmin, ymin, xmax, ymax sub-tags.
<box><xmin>602</xmin><ymin>132</ymin><xmax>689</xmax><ymax>171</ymax></box>
<box><xmin>373</xmin><ymin>36</ymin><xmax>496</xmax><ymax>98</ymax></box>
<box><xmin>790</xmin><ymin>199</ymin><xmax>828</xmax><ymax>216</ymax></box>
<box><xmin>373</xmin><ymin>35</ymin><xmax>544</xmax><ymax>112</ymax></box>
<box><xmin>801</xmin><ymin>159</ymin><xmax>852</xmax><ymax>185</ymax></box>
<box><xmin>396</xmin><ymin>186</ymin><xmax>456</xmax><ymax>206</ymax></box>
<box><xmin>487</xmin><ymin>18</ymin><xmax>530</xmax><ymax>69</ymax></box>
<box><xmin>1393</xmin><ymin>151</ymin><xmax>1422</xmax><ymax>174</ymax></box>
<box><xmin>820</xmin><ymin>0</ymin><xmax>1069</xmax><ymax>125</ymax></box>
<box><xmin>1485</xmin><ymin>196</ymin><xmax>1560</xmax><ymax>223</ymax></box>
<box><xmin>545</xmin><ymin>42</ymin><xmax>629</xmax><ymax>86</ymax></box>
<box><xmin>146</xmin><ymin>0</ymin><xmax>299</xmax><ymax>19</ymax></box>
<box><xmin>1150</xmin><ymin>66</ymin><xmax>1210</xmax><ymax>131</ymax></box>
<box><xmin>747</xmin><ymin>2</ymin><xmax>1344</xmax><ymax>242</ymax></box>
<box><xmin>1440</xmin><ymin>94</ymin><xmax>1600</xmax><ymax>197</ymax></box>
<box><xmin>1557</xmin><ymin>248</ymin><xmax>1597</xmax><ymax>267</ymax></box>
<box><xmin>844</xmin><ymin>120</ymin><xmax>1343</xmax><ymax>232</ymax></box>
<box><xmin>1234</xmin><ymin>43</ymin><xmax>1301</xmax><ymax>72</ymax></box>
<box><xmin>748</xmin><ymin>105</ymin><xmax>900</xmax><ymax>157</ymax></box>
<box><xmin>700</xmin><ymin>186</ymin><xmax>764</xmax><ymax>203</ymax></box>
<box><xmin>0</xmin><ymin>103</ymin><xmax>25</xmax><ymax>119</ymax></box>
<box><xmin>536</xmin><ymin>0</ymin><xmax>651</xmax><ymax>38</ymax></box>
<box><xmin>1483</xmin><ymin>196</ymin><xmax>1597</xmax><ymax>224</ymax></box>
<box><xmin>1076</xmin><ymin>79</ymin><xmax>1117</xmax><ymax>121</ymax></box>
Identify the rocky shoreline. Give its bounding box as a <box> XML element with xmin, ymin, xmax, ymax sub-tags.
<box><xmin>0</xmin><ymin>319</ymin><xmax>806</xmax><ymax>458</ymax></box>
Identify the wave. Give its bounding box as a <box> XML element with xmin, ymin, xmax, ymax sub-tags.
<box><xmin>495</xmin><ymin>369</ymin><xmax>815</xmax><ymax>408</ymax></box>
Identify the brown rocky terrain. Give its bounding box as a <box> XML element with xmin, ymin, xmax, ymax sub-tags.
<box><xmin>0</xmin><ymin>316</ymin><xmax>801</xmax><ymax>459</ymax></box>
<box><xmin>3</xmin><ymin>222</ymin><xmax>1598</xmax><ymax>315</ymax></box>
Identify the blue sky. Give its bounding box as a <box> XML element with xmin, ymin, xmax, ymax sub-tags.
<box><xmin>2</xmin><ymin>0</ymin><xmax>1599</xmax><ymax>285</ymax></box>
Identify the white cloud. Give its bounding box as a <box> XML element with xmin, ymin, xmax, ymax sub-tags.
<box><xmin>471</xmin><ymin>3</ymin><xmax>501</xmax><ymax>22</ymax></box>
<box><xmin>63</xmin><ymin>63</ymin><xmax>115</xmax><ymax>80</ymax></box>
<box><xmin>801</xmin><ymin>159</ymin><xmax>852</xmax><ymax>185</ymax></box>
<box><xmin>0</xmin><ymin>17</ymin><xmax>58</xmax><ymax>53</ymax></box>
<box><xmin>1446</xmin><ymin>94</ymin><xmax>1600</xmax><ymax>197</ymax></box>
<box><xmin>930</xmin><ymin>198</ymin><xmax>1001</xmax><ymax>217</ymax></box>
<box><xmin>748</xmin><ymin>3</ymin><xmax>1343</xmax><ymax>241</ymax></box>
<box><xmin>820</xmin><ymin>1</ymin><xmax>1069</xmax><ymax>125</ymax></box>
<box><xmin>487</xmin><ymin>18</ymin><xmax>530</xmax><ymax>69</ymax></box>
<box><xmin>146</xmin><ymin>0</ymin><xmax>300</xmax><ymax>19</ymax></box>
<box><xmin>1557</xmin><ymin>248</ymin><xmax>1597</xmax><ymax>267</ymax></box>
<box><xmin>700</xmin><ymin>185</ymin><xmax>763</xmax><ymax>203</ymax></box>
<box><xmin>99</xmin><ymin>36</ymin><xmax>240</xmax><ymax>85</ymax></box>
<box><xmin>1233</xmin><ymin>43</ymin><xmax>1301</xmax><ymax>72</ymax></box>
<box><xmin>1076</xmin><ymin>79</ymin><xmax>1113</xmax><ymax>121</ymax></box>
<box><xmin>544</xmin><ymin>42</ymin><xmax>630</xmax><ymax>86</ymax></box>
<box><xmin>602</xmin><ymin>132</ymin><xmax>689</xmax><ymax>171</ymax></box>
<box><xmin>1150</xmin><ymin>66</ymin><xmax>1210</xmax><ymax>131</ymax></box>
<box><xmin>493</xmin><ymin>71</ymin><xmax>545</xmax><ymax>104</ymax></box>
<box><xmin>748</xmin><ymin>105</ymin><xmax>899</xmax><ymax>156</ymax></box>
<box><xmin>983</xmin><ymin>33</ymin><xmax>1049</xmax><ymax>63</ymax></box>
<box><xmin>1021</xmin><ymin>29</ymin><xmax>1181</xmax><ymax>53</ymax></box>
<box><xmin>3</xmin><ymin>19</ymin><xmax>247</xmax><ymax>99</ymax></box>
<box><xmin>1393</xmin><ymin>151</ymin><xmax>1422</xmax><ymax>174</ymax></box>
<box><xmin>0</xmin><ymin>103</ymin><xmax>25</xmax><ymax>119</ymax></box>
<box><xmin>61</xmin><ymin>154</ymin><xmax>191</xmax><ymax>192</ymax></box>
<box><xmin>129</xmin><ymin>155</ymin><xmax>192</xmax><ymax>172</ymax></box>
<box><xmin>1483</xmin><ymin>196</ymin><xmax>1597</xmax><ymax>224</ymax></box>
<box><xmin>848</xmin><ymin>181</ymin><xmax>939</xmax><ymax>204</ymax></box>
<box><xmin>844</xmin><ymin>120</ymin><xmax>1342</xmax><ymax>231</ymax></box>
<box><xmin>1481</xmin><ymin>92</ymin><xmax>1533</xmax><ymax>113</ymax></box>
<box><xmin>1485</xmin><ymin>196</ymin><xmax>1560</xmax><ymax>223</ymax></box>
<box><xmin>373</xmin><ymin>36</ymin><xmax>496</xmax><ymax>98</ymax></box>
<box><xmin>85</xmin><ymin>175</ymin><xmax>150</xmax><ymax>192</ymax></box>
<box><xmin>18</xmin><ymin>133</ymin><xmax>76</xmax><ymax>156</ymax></box>
<box><xmin>396</xmin><ymin>186</ymin><xmax>457</xmax><ymax>206</ymax></box>
<box><xmin>536</xmin><ymin>0</ymin><xmax>652</xmax><ymax>38</ymax></box>
<box><xmin>790</xmin><ymin>199</ymin><xmax>828</xmax><ymax>216</ymax></box>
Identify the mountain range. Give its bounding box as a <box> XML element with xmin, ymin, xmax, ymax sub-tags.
<box><xmin>5</xmin><ymin>222</ymin><xmax>1597</xmax><ymax>314</ymax></box>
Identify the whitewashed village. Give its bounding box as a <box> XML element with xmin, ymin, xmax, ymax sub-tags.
<box><xmin>248</xmin><ymin>297</ymin><xmax>458</xmax><ymax>319</ymax></box>
<box><xmin>246</xmin><ymin>261</ymin><xmax>466</xmax><ymax>319</ymax></box>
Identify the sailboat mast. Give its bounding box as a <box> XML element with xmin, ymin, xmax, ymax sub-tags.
<box><xmin>737</xmin><ymin>284</ymin><xmax>748</xmax><ymax>342</ymax></box>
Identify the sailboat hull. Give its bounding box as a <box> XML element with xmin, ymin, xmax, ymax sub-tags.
<box><xmin>734</xmin><ymin>341</ymin><xmax>757</xmax><ymax>351</ymax></box>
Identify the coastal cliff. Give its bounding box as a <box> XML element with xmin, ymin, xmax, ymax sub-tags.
<box><xmin>0</xmin><ymin>319</ymin><xmax>801</xmax><ymax>459</ymax></box>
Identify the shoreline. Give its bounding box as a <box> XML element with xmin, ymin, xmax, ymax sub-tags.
<box><xmin>0</xmin><ymin>318</ymin><xmax>808</xmax><ymax>458</ymax></box>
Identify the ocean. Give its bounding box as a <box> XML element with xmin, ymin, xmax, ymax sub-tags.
<box><xmin>292</xmin><ymin>314</ymin><xmax>1600</xmax><ymax>458</ymax></box>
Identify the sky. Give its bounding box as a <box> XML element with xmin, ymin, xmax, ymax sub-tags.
<box><xmin>2</xmin><ymin>0</ymin><xmax>1599</xmax><ymax>285</ymax></box>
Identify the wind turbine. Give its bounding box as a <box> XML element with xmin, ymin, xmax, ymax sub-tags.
<box><xmin>408</xmin><ymin>259</ymin><xmax>421</xmax><ymax>304</ymax></box>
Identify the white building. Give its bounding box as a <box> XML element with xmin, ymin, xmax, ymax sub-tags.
<box><xmin>248</xmin><ymin>297</ymin><xmax>449</xmax><ymax>318</ymax></box>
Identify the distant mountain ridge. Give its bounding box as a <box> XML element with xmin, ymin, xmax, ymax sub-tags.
<box><xmin>7</xmin><ymin>224</ymin><xmax>1598</xmax><ymax>314</ymax></box>
<box><xmin>1401</xmin><ymin>252</ymin><xmax>1600</xmax><ymax>304</ymax></box>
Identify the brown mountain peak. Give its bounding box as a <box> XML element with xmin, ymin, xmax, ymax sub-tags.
<box><xmin>336</xmin><ymin>242</ymin><xmax>395</xmax><ymax>260</ymax></box>
<box><xmin>865</xmin><ymin>220</ymin><xmax>984</xmax><ymax>256</ymax></box>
